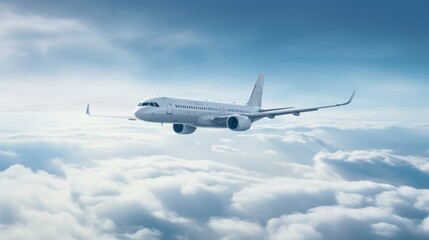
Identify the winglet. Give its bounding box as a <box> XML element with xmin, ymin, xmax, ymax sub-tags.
<box><xmin>86</xmin><ymin>104</ymin><xmax>91</xmax><ymax>115</ymax></box>
<box><xmin>346</xmin><ymin>91</ymin><xmax>356</xmax><ymax>104</ymax></box>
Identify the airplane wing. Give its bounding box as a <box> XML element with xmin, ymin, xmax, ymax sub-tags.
<box><xmin>211</xmin><ymin>115</ymin><xmax>228</xmax><ymax>126</ymax></box>
<box><xmin>249</xmin><ymin>91</ymin><xmax>355</xmax><ymax>119</ymax></box>
<box><xmin>258</xmin><ymin>106</ymin><xmax>294</xmax><ymax>112</ymax></box>
<box><xmin>86</xmin><ymin>104</ymin><xmax>137</xmax><ymax>121</ymax></box>
<box><xmin>210</xmin><ymin>107</ymin><xmax>294</xmax><ymax>126</ymax></box>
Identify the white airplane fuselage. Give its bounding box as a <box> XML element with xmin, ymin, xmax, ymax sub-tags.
<box><xmin>134</xmin><ymin>97</ymin><xmax>259</xmax><ymax>128</ymax></box>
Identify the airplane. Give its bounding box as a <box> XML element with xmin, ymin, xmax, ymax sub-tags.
<box><xmin>86</xmin><ymin>74</ymin><xmax>355</xmax><ymax>134</ymax></box>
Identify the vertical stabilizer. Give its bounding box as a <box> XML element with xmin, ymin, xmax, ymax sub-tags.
<box><xmin>246</xmin><ymin>73</ymin><xmax>264</xmax><ymax>107</ymax></box>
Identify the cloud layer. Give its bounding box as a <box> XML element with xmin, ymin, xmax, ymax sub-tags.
<box><xmin>1</xmin><ymin>120</ymin><xmax>429</xmax><ymax>240</ymax></box>
<box><xmin>1</xmin><ymin>153</ymin><xmax>429</xmax><ymax>240</ymax></box>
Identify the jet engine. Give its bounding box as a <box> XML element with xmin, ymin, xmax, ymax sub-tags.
<box><xmin>173</xmin><ymin>124</ymin><xmax>197</xmax><ymax>134</ymax></box>
<box><xmin>226</xmin><ymin>115</ymin><xmax>252</xmax><ymax>131</ymax></box>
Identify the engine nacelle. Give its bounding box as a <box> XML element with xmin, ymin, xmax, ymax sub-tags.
<box><xmin>173</xmin><ymin>124</ymin><xmax>196</xmax><ymax>134</ymax></box>
<box><xmin>226</xmin><ymin>115</ymin><xmax>252</xmax><ymax>131</ymax></box>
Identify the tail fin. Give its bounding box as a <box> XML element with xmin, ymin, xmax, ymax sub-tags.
<box><xmin>246</xmin><ymin>73</ymin><xmax>264</xmax><ymax>107</ymax></box>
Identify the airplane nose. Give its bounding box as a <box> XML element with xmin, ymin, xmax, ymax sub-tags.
<box><xmin>134</xmin><ymin>107</ymin><xmax>143</xmax><ymax>119</ymax></box>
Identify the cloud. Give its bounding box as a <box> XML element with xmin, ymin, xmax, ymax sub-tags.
<box><xmin>0</xmin><ymin>141</ymin><xmax>80</xmax><ymax>175</ymax></box>
<box><xmin>267</xmin><ymin>223</ymin><xmax>323</xmax><ymax>240</ymax></box>
<box><xmin>220</xmin><ymin>138</ymin><xmax>234</xmax><ymax>144</ymax></box>
<box><xmin>208</xmin><ymin>218</ymin><xmax>264</xmax><ymax>240</ymax></box>
<box><xmin>122</xmin><ymin>228</ymin><xmax>162</xmax><ymax>240</ymax></box>
<box><xmin>230</xmin><ymin>178</ymin><xmax>393</xmax><ymax>222</ymax></box>
<box><xmin>335</xmin><ymin>192</ymin><xmax>368</xmax><ymax>208</ymax></box>
<box><xmin>265</xmin><ymin>206</ymin><xmax>423</xmax><ymax>240</ymax></box>
<box><xmin>0</xmin><ymin>4</ymin><xmax>137</xmax><ymax>74</ymax></box>
<box><xmin>314</xmin><ymin>149</ymin><xmax>429</xmax><ymax>188</ymax></box>
<box><xmin>263</xmin><ymin>149</ymin><xmax>277</xmax><ymax>155</ymax></box>
<box><xmin>0</xmin><ymin>150</ymin><xmax>17</xmax><ymax>158</ymax></box>
<box><xmin>371</xmin><ymin>222</ymin><xmax>401</xmax><ymax>238</ymax></box>
<box><xmin>2</xmin><ymin>107</ymin><xmax>429</xmax><ymax>239</ymax></box>
<box><xmin>211</xmin><ymin>145</ymin><xmax>247</xmax><ymax>155</ymax></box>
<box><xmin>0</xmin><ymin>6</ymin><xmax>96</xmax><ymax>57</ymax></box>
<box><xmin>1</xmin><ymin>150</ymin><xmax>429</xmax><ymax>239</ymax></box>
<box><xmin>0</xmin><ymin>165</ymin><xmax>114</xmax><ymax>240</ymax></box>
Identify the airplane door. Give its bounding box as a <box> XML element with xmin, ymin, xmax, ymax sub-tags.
<box><xmin>164</xmin><ymin>98</ymin><xmax>173</xmax><ymax>115</ymax></box>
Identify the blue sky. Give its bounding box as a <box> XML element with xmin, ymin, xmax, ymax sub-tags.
<box><xmin>1</xmin><ymin>1</ymin><xmax>429</xmax><ymax>239</ymax></box>
<box><xmin>1</xmin><ymin>0</ymin><xmax>429</xmax><ymax>111</ymax></box>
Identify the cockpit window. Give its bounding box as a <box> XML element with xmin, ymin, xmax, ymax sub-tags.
<box><xmin>139</xmin><ymin>102</ymin><xmax>159</xmax><ymax>107</ymax></box>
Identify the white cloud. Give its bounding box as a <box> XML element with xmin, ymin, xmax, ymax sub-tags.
<box><xmin>211</xmin><ymin>145</ymin><xmax>247</xmax><ymax>155</ymax></box>
<box><xmin>266</xmin><ymin>206</ymin><xmax>418</xmax><ymax>240</ymax></box>
<box><xmin>0</xmin><ymin>150</ymin><xmax>17</xmax><ymax>158</ymax></box>
<box><xmin>230</xmin><ymin>178</ymin><xmax>393</xmax><ymax>221</ymax></box>
<box><xmin>371</xmin><ymin>222</ymin><xmax>400</xmax><ymax>237</ymax></box>
<box><xmin>421</xmin><ymin>216</ymin><xmax>429</xmax><ymax>233</ymax></box>
<box><xmin>263</xmin><ymin>149</ymin><xmax>277</xmax><ymax>155</ymax></box>
<box><xmin>1</xmin><ymin>102</ymin><xmax>429</xmax><ymax>239</ymax></box>
<box><xmin>314</xmin><ymin>149</ymin><xmax>429</xmax><ymax>187</ymax></box>
<box><xmin>220</xmin><ymin>138</ymin><xmax>234</xmax><ymax>144</ymax></box>
<box><xmin>208</xmin><ymin>218</ymin><xmax>263</xmax><ymax>240</ymax></box>
<box><xmin>122</xmin><ymin>228</ymin><xmax>162</xmax><ymax>240</ymax></box>
<box><xmin>0</xmin><ymin>7</ymin><xmax>106</xmax><ymax>58</ymax></box>
<box><xmin>0</xmin><ymin>165</ymin><xmax>116</xmax><ymax>240</ymax></box>
<box><xmin>267</xmin><ymin>223</ymin><xmax>323</xmax><ymax>240</ymax></box>
<box><xmin>336</xmin><ymin>192</ymin><xmax>367</xmax><ymax>208</ymax></box>
<box><xmin>1</xmin><ymin>150</ymin><xmax>429</xmax><ymax>239</ymax></box>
